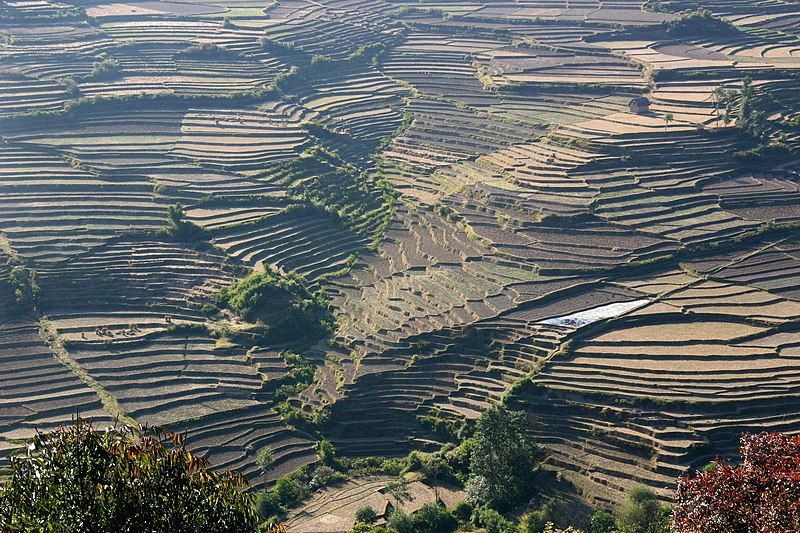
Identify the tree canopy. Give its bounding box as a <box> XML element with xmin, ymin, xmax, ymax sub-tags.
<box><xmin>0</xmin><ymin>418</ymin><xmax>258</xmax><ymax>532</ymax></box>
<box><xmin>674</xmin><ymin>432</ymin><xmax>800</xmax><ymax>532</ymax></box>
<box><xmin>466</xmin><ymin>405</ymin><xmax>541</xmax><ymax>510</ymax></box>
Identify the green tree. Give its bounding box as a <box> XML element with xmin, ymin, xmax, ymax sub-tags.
<box><xmin>168</xmin><ymin>202</ymin><xmax>186</xmax><ymax>226</ymax></box>
<box><xmin>274</xmin><ymin>477</ymin><xmax>303</xmax><ymax>507</ymax></box>
<box><xmin>88</xmin><ymin>58</ymin><xmax>120</xmax><ymax>80</ymax></box>
<box><xmin>0</xmin><ymin>418</ymin><xmax>257</xmax><ymax>532</ymax></box>
<box><xmin>355</xmin><ymin>505</ymin><xmax>378</xmax><ymax>524</ymax></box>
<box><xmin>255</xmin><ymin>491</ymin><xmax>283</xmax><ymax>519</ymax></box>
<box><xmin>451</xmin><ymin>502</ymin><xmax>473</xmax><ymax>524</ymax></box>
<box><xmin>62</xmin><ymin>77</ymin><xmax>80</xmax><ymax>97</ymax></box>
<box><xmin>663</xmin><ymin>113</ymin><xmax>674</xmax><ymax>130</ymax></box>
<box><xmin>712</xmin><ymin>86</ymin><xmax>736</xmax><ymax>128</ymax></box>
<box><xmin>466</xmin><ymin>405</ymin><xmax>541</xmax><ymax>510</ymax></box>
<box><xmin>616</xmin><ymin>486</ymin><xmax>670</xmax><ymax>533</ymax></box>
<box><xmin>316</xmin><ymin>438</ymin><xmax>343</xmax><ymax>470</ymax></box>
<box><xmin>9</xmin><ymin>266</ymin><xmax>39</xmax><ymax>312</ymax></box>
<box><xmin>256</xmin><ymin>446</ymin><xmax>275</xmax><ymax>474</ymax></box>
<box><xmin>520</xmin><ymin>502</ymin><xmax>571</xmax><ymax>532</ymax></box>
<box><xmin>386</xmin><ymin>508</ymin><xmax>415</xmax><ymax>533</ymax></box>
<box><xmin>736</xmin><ymin>76</ymin><xmax>768</xmax><ymax>139</ymax></box>
<box><xmin>164</xmin><ymin>202</ymin><xmax>206</xmax><ymax>241</ymax></box>
<box><xmin>411</xmin><ymin>503</ymin><xmax>457</xmax><ymax>532</ymax></box>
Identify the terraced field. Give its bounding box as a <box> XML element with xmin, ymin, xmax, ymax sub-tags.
<box><xmin>2</xmin><ymin>0</ymin><xmax>800</xmax><ymax>521</ymax></box>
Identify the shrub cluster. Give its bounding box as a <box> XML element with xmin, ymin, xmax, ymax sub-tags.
<box><xmin>660</xmin><ymin>9</ymin><xmax>739</xmax><ymax>37</ymax></box>
<box><xmin>255</xmin><ymin>463</ymin><xmax>345</xmax><ymax>525</ymax></box>
<box><xmin>88</xmin><ymin>58</ymin><xmax>121</xmax><ymax>81</ymax></box>
<box><xmin>216</xmin><ymin>269</ymin><xmax>333</xmax><ymax>343</ymax></box>
<box><xmin>162</xmin><ymin>203</ymin><xmax>208</xmax><ymax>242</ymax></box>
<box><xmin>175</xmin><ymin>43</ymin><xmax>240</xmax><ymax>60</ymax></box>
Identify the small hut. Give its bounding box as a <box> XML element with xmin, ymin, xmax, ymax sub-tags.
<box><xmin>629</xmin><ymin>96</ymin><xmax>651</xmax><ymax>114</ymax></box>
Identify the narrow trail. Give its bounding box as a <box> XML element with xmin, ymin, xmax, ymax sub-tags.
<box><xmin>38</xmin><ymin>318</ymin><xmax>138</xmax><ymax>427</ymax></box>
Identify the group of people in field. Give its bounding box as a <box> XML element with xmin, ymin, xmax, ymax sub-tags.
<box><xmin>82</xmin><ymin>316</ymin><xmax>174</xmax><ymax>339</ymax></box>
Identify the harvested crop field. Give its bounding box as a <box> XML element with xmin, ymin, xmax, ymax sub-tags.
<box><xmin>2</xmin><ymin>0</ymin><xmax>800</xmax><ymax>523</ymax></box>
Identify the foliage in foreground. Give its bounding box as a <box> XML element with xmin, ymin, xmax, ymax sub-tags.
<box><xmin>0</xmin><ymin>418</ymin><xmax>258</xmax><ymax>532</ymax></box>
<box><xmin>674</xmin><ymin>432</ymin><xmax>800</xmax><ymax>531</ymax></box>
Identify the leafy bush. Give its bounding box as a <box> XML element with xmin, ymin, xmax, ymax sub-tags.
<box><xmin>519</xmin><ymin>501</ymin><xmax>574</xmax><ymax>532</ymax></box>
<box><xmin>734</xmin><ymin>142</ymin><xmax>792</xmax><ymax>169</ymax></box>
<box><xmin>521</xmin><ymin>510</ymin><xmax>548</xmax><ymax>533</ymax></box>
<box><xmin>617</xmin><ymin>486</ymin><xmax>670</xmax><ymax>533</ymax></box>
<box><xmin>0</xmin><ymin>418</ymin><xmax>258</xmax><ymax>532</ymax></box>
<box><xmin>386</xmin><ymin>508</ymin><xmax>415</xmax><ymax>533</ymax></box>
<box><xmin>175</xmin><ymin>43</ymin><xmax>239</xmax><ymax>60</ymax></box>
<box><xmin>390</xmin><ymin>6</ymin><xmax>450</xmax><ymax>19</ymax></box>
<box><xmin>411</xmin><ymin>503</ymin><xmax>458</xmax><ymax>532</ymax></box>
<box><xmin>255</xmin><ymin>491</ymin><xmax>283</xmax><ymax>519</ymax></box>
<box><xmin>88</xmin><ymin>58</ymin><xmax>121</xmax><ymax>81</ymax></box>
<box><xmin>605</xmin><ymin>9</ymin><xmax>739</xmax><ymax>41</ymax></box>
<box><xmin>274</xmin><ymin>477</ymin><xmax>303</xmax><ymax>507</ymax></box>
<box><xmin>588</xmin><ymin>511</ymin><xmax>617</xmax><ymax>533</ymax></box>
<box><xmin>254</xmin><ymin>473</ymin><xmax>310</xmax><ymax>522</ymax></box>
<box><xmin>162</xmin><ymin>203</ymin><xmax>207</xmax><ymax>241</ymax></box>
<box><xmin>258</xmin><ymin>36</ymin><xmax>298</xmax><ymax>56</ymax></box>
<box><xmin>471</xmin><ymin>506</ymin><xmax>518</xmax><ymax>533</ymax></box>
<box><xmin>346</xmin><ymin>455</ymin><xmax>413</xmax><ymax>477</ymax></box>
<box><xmin>451</xmin><ymin>502</ymin><xmax>473</xmax><ymax>523</ymax></box>
<box><xmin>644</xmin><ymin>0</ymin><xmax>697</xmax><ymax>11</ymax></box>
<box><xmin>316</xmin><ymin>438</ymin><xmax>343</xmax><ymax>470</ymax></box>
<box><xmin>355</xmin><ymin>505</ymin><xmax>378</xmax><ymax>524</ymax></box>
<box><xmin>217</xmin><ymin>269</ymin><xmax>333</xmax><ymax>343</ymax></box>
<box><xmin>0</xmin><ymin>4</ymin><xmax>84</xmax><ymax>21</ymax></box>
<box><xmin>674</xmin><ymin>432</ymin><xmax>800</xmax><ymax>531</ymax></box>
<box><xmin>61</xmin><ymin>77</ymin><xmax>80</xmax><ymax>97</ymax></box>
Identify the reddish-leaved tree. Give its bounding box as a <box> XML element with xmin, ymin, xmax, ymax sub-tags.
<box><xmin>673</xmin><ymin>432</ymin><xmax>800</xmax><ymax>532</ymax></box>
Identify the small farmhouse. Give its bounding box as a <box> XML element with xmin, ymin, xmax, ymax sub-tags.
<box><xmin>629</xmin><ymin>96</ymin><xmax>651</xmax><ymax>114</ymax></box>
